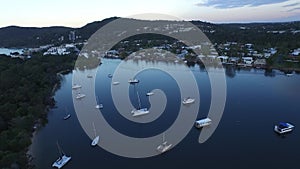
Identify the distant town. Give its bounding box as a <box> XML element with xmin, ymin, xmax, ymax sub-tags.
<box><xmin>0</xmin><ymin>18</ymin><xmax>300</xmax><ymax>71</ymax></box>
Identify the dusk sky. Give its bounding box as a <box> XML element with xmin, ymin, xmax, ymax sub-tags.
<box><xmin>1</xmin><ymin>0</ymin><xmax>300</xmax><ymax>27</ymax></box>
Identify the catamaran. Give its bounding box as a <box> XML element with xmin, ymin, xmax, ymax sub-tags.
<box><xmin>131</xmin><ymin>87</ymin><xmax>149</xmax><ymax>117</ymax></box>
<box><xmin>157</xmin><ymin>133</ymin><xmax>172</xmax><ymax>153</ymax></box>
<box><xmin>91</xmin><ymin>122</ymin><xmax>99</xmax><ymax>146</ymax></box>
<box><xmin>182</xmin><ymin>97</ymin><xmax>195</xmax><ymax>105</ymax></box>
<box><xmin>52</xmin><ymin>142</ymin><xmax>71</xmax><ymax>169</ymax></box>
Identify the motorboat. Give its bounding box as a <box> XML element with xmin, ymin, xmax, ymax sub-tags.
<box><xmin>182</xmin><ymin>97</ymin><xmax>195</xmax><ymax>104</ymax></box>
<box><xmin>112</xmin><ymin>81</ymin><xmax>120</xmax><ymax>85</ymax></box>
<box><xmin>128</xmin><ymin>79</ymin><xmax>139</xmax><ymax>84</ymax></box>
<box><xmin>146</xmin><ymin>92</ymin><xmax>154</xmax><ymax>96</ymax></box>
<box><xmin>195</xmin><ymin>118</ymin><xmax>212</xmax><ymax>128</ymax></box>
<box><xmin>274</xmin><ymin>122</ymin><xmax>294</xmax><ymax>134</ymax></box>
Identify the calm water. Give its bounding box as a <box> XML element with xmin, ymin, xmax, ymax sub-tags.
<box><xmin>30</xmin><ymin>58</ymin><xmax>300</xmax><ymax>169</ymax></box>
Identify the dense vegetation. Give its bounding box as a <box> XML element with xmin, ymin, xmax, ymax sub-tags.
<box><xmin>0</xmin><ymin>53</ymin><xmax>76</xmax><ymax>168</ymax></box>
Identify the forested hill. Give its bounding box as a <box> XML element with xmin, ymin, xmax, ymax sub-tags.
<box><xmin>0</xmin><ymin>17</ymin><xmax>300</xmax><ymax>50</ymax></box>
<box><xmin>0</xmin><ymin>17</ymin><xmax>119</xmax><ymax>48</ymax></box>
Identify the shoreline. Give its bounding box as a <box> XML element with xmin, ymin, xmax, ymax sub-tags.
<box><xmin>26</xmin><ymin>68</ymin><xmax>72</xmax><ymax>168</ymax></box>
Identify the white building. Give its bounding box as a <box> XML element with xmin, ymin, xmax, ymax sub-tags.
<box><xmin>242</xmin><ymin>57</ymin><xmax>253</xmax><ymax>64</ymax></box>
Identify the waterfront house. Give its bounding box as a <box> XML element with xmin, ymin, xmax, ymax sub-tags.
<box><xmin>242</xmin><ymin>57</ymin><xmax>253</xmax><ymax>64</ymax></box>
<box><xmin>254</xmin><ymin>59</ymin><xmax>266</xmax><ymax>67</ymax></box>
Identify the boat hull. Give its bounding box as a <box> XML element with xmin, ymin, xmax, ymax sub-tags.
<box><xmin>91</xmin><ymin>136</ymin><xmax>100</xmax><ymax>146</ymax></box>
<box><xmin>52</xmin><ymin>155</ymin><xmax>71</xmax><ymax>169</ymax></box>
<box><xmin>157</xmin><ymin>142</ymin><xmax>172</xmax><ymax>153</ymax></box>
<box><xmin>274</xmin><ymin>125</ymin><xmax>294</xmax><ymax>134</ymax></box>
<box><xmin>63</xmin><ymin>114</ymin><xmax>71</xmax><ymax>120</ymax></box>
<box><xmin>131</xmin><ymin>109</ymin><xmax>149</xmax><ymax>117</ymax></box>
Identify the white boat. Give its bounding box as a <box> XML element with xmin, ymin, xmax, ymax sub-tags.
<box><xmin>128</xmin><ymin>79</ymin><xmax>139</xmax><ymax>84</ymax></box>
<box><xmin>95</xmin><ymin>104</ymin><xmax>103</xmax><ymax>109</ymax></box>
<box><xmin>195</xmin><ymin>118</ymin><xmax>212</xmax><ymax>128</ymax></box>
<box><xmin>157</xmin><ymin>133</ymin><xmax>172</xmax><ymax>153</ymax></box>
<box><xmin>182</xmin><ymin>97</ymin><xmax>195</xmax><ymax>105</ymax></box>
<box><xmin>274</xmin><ymin>122</ymin><xmax>294</xmax><ymax>134</ymax></box>
<box><xmin>75</xmin><ymin>93</ymin><xmax>86</xmax><ymax>99</ymax></box>
<box><xmin>63</xmin><ymin>114</ymin><xmax>71</xmax><ymax>120</ymax></box>
<box><xmin>52</xmin><ymin>142</ymin><xmax>71</xmax><ymax>169</ymax></box>
<box><xmin>87</xmin><ymin>74</ymin><xmax>93</xmax><ymax>78</ymax></box>
<box><xmin>95</xmin><ymin>96</ymin><xmax>103</xmax><ymax>109</ymax></box>
<box><xmin>72</xmin><ymin>84</ymin><xmax>81</xmax><ymax>90</ymax></box>
<box><xmin>63</xmin><ymin>107</ymin><xmax>71</xmax><ymax>120</ymax></box>
<box><xmin>91</xmin><ymin>122</ymin><xmax>99</xmax><ymax>146</ymax></box>
<box><xmin>146</xmin><ymin>92</ymin><xmax>154</xmax><ymax>96</ymax></box>
<box><xmin>131</xmin><ymin>108</ymin><xmax>150</xmax><ymax>117</ymax></box>
<box><xmin>112</xmin><ymin>81</ymin><xmax>120</xmax><ymax>85</ymax></box>
<box><xmin>286</xmin><ymin>73</ymin><xmax>293</xmax><ymax>77</ymax></box>
<box><xmin>131</xmin><ymin>89</ymin><xmax>149</xmax><ymax>117</ymax></box>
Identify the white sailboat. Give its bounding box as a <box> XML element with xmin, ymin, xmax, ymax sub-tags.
<box><xmin>63</xmin><ymin>107</ymin><xmax>71</xmax><ymax>120</ymax></box>
<box><xmin>91</xmin><ymin>122</ymin><xmax>99</xmax><ymax>146</ymax></box>
<box><xmin>75</xmin><ymin>93</ymin><xmax>86</xmax><ymax>99</ymax></box>
<box><xmin>95</xmin><ymin>96</ymin><xmax>103</xmax><ymax>109</ymax></box>
<box><xmin>157</xmin><ymin>133</ymin><xmax>172</xmax><ymax>153</ymax></box>
<box><xmin>112</xmin><ymin>81</ymin><xmax>120</xmax><ymax>85</ymax></box>
<box><xmin>72</xmin><ymin>84</ymin><xmax>81</xmax><ymax>90</ymax></box>
<box><xmin>131</xmin><ymin>89</ymin><xmax>149</xmax><ymax>117</ymax></box>
<box><xmin>52</xmin><ymin>142</ymin><xmax>71</xmax><ymax>169</ymax></box>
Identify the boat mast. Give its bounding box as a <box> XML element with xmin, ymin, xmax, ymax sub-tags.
<box><xmin>134</xmin><ymin>85</ymin><xmax>142</xmax><ymax>109</ymax></box>
<box><xmin>56</xmin><ymin>141</ymin><xmax>64</xmax><ymax>156</ymax></box>
<box><xmin>96</xmin><ymin>96</ymin><xmax>99</xmax><ymax>104</ymax></box>
<box><xmin>137</xmin><ymin>90</ymin><xmax>142</xmax><ymax>110</ymax></box>
<box><xmin>162</xmin><ymin>133</ymin><xmax>165</xmax><ymax>142</ymax></box>
<box><xmin>65</xmin><ymin>107</ymin><xmax>68</xmax><ymax>116</ymax></box>
<box><xmin>92</xmin><ymin>122</ymin><xmax>97</xmax><ymax>137</ymax></box>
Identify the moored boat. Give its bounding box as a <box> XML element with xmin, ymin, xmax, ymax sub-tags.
<box><xmin>274</xmin><ymin>122</ymin><xmax>294</xmax><ymax>134</ymax></box>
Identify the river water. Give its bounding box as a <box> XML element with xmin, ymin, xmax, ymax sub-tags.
<box><xmin>30</xmin><ymin>58</ymin><xmax>300</xmax><ymax>169</ymax></box>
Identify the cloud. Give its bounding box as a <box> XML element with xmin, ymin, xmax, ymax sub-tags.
<box><xmin>196</xmin><ymin>0</ymin><xmax>290</xmax><ymax>9</ymax></box>
<box><xmin>282</xmin><ymin>2</ymin><xmax>300</xmax><ymax>7</ymax></box>
<box><xmin>286</xmin><ymin>7</ymin><xmax>300</xmax><ymax>12</ymax></box>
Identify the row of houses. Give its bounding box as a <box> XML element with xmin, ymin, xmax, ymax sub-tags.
<box><xmin>43</xmin><ymin>44</ymin><xmax>79</xmax><ymax>56</ymax></box>
<box><xmin>216</xmin><ymin>56</ymin><xmax>266</xmax><ymax>67</ymax></box>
